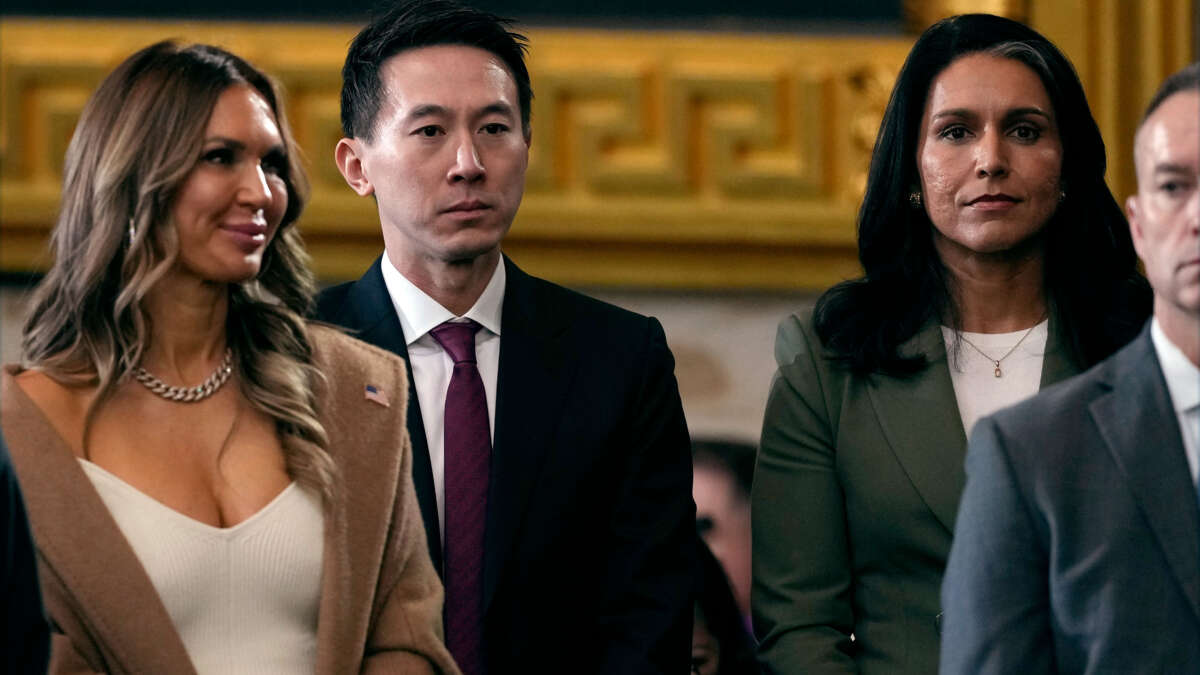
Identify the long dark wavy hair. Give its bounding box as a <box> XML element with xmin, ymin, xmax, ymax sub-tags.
<box><xmin>21</xmin><ymin>41</ymin><xmax>336</xmax><ymax>499</ymax></box>
<box><xmin>814</xmin><ymin>14</ymin><xmax>1150</xmax><ymax>376</ymax></box>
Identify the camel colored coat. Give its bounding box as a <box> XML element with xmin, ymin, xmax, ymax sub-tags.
<box><xmin>1</xmin><ymin>325</ymin><xmax>460</xmax><ymax>675</ymax></box>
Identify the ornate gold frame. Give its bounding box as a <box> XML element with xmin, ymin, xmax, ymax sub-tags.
<box><xmin>0</xmin><ymin>3</ymin><xmax>1192</xmax><ymax>289</ymax></box>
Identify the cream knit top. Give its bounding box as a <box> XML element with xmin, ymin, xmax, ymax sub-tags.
<box><xmin>79</xmin><ymin>459</ymin><xmax>324</xmax><ymax>674</ymax></box>
<box><xmin>941</xmin><ymin>319</ymin><xmax>1049</xmax><ymax>437</ymax></box>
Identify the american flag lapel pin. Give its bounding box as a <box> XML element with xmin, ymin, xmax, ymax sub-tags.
<box><xmin>364</xmin><ymin>384</ymin><xmax>390</xmax><ymax>408</ymax></box>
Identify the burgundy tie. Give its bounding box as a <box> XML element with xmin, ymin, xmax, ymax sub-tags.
<box><xmin>429</xmin><ymin>320</ymin><xmax>489</xmax><ymax>675</ymax></box>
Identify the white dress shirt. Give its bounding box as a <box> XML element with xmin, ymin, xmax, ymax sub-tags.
<box><xmin>380</xmin><ymin>253</ymin><xmax>504</xmax><ymax>542</ymax></box>
<box><xmin>1150</xmin><ymin>318</ymin><xmax>1200</xmax><ymax>484</ymax></box>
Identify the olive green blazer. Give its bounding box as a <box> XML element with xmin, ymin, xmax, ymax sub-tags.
<box><xmin>752</xmin><ymin>311</ymin><xmax>1079</xmax><ymax>675</ymax></box>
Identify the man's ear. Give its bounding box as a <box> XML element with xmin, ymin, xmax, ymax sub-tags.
<box><xmin>335</xmin><ymin>138</ymin><xmax>374</xmax><ymax>197</ymax></box>
<box><xmin>1126</xmin><ymin>194</ymin><xmax>1145</xmax><ymax>258</ymax></box>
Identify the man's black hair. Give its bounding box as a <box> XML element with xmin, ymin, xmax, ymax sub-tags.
<box><xmin>341</xmin><ymin>0</ymin><xmax>532</xmax><ymax>141</ymax></box>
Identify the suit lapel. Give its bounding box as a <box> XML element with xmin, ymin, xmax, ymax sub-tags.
<box><xmin>336</xmin><ymin>259</ymin><xmax>443</xmax><ymax>571</ymax></box>
<box><xmin>1</xmin><ymin>371</ymin><xmax>195</xmax><ymax>674</ymax></box>
<box><xmin>314</xmin><ymin>443</ymin><xmax>354</xmax><ymax>675</ymax></box>
<box><xmin>1039</xmin><ymin>312</ymin><xmax>1080</xmax><ymax>388</ymax></box>
<box><xmin>484</xmin><ymin>258</ymin><xmax>576</xmax><ymax>613</ymax></box>
<box><xmin>1089</xmin><ymin>328</ymin><xmax>1200</xmax><ymax>621</ymax></box>
<box><xmin>867</xmin><ymin>315</ymin><xmax>1083</xmax><ymax>534</ymax></box>
<box><xmin>866</xmin><ymin>322</ymin><xmax>967</xmax><ymax>533</ymax></box>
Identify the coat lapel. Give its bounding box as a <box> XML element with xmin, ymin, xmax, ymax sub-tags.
<box><xmin>1038</xmin><ymin>311</ymin><xmax>1080</xmax><ymax>388</ymax></box>
<box><xmin>1</xmin><ymin>371</ymin><xmax>196</xmax><ymax>674</ymax></box>
<box><xmin>313</xmin><ymin>447</ymin><xmax>354</xmax><ymax>674</ymax></box>
<box><xmin>866</xmin><ymin>322</ymin><xmax>967</xmax><ymax>533</ymax></box>
<box><xmin>335</xmin><ymin>258</ymin><xmax>443</xmax><ymax>572</ymax></box>
<box><xmin>1089</xmin><ymin>328</ymin><xmax>1200</xmax><ymax>621</ymax></box>
<box><xmin>867</xmin><ymin>316</ymin><xmax>1082</xmax><ymax>534</ymax></box>
<box><xmin>483</xmin><ymin>258</ymin><xmax>576</xmax><ymax>613</ymax></box>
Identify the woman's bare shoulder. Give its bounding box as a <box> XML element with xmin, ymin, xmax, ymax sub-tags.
<box><xmin>9</xmin><ymin>369</ymin><xmax>92</xmax><ymax>453</ymax></box>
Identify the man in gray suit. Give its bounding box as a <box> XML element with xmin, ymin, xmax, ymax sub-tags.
<box><xmin>940</xmin><ymin>61</ymin><xmax>1200</xmax><ymax>674</ymax></box>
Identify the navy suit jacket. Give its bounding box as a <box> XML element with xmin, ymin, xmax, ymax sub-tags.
<box><xmin>316</xmin><ymin>255</ymin><xmax>696</xmax><ymax>674</ymax></box>
<box><xmin>941</xmin><ymin>323</ymin><xmax>1200</xmax><ymax>673</ymax></box>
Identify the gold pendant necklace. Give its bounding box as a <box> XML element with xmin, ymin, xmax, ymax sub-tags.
<box><xmin>957</xmin><ymin>321</ymin><xmax>1043</xmax><ymax>378</ymax></box>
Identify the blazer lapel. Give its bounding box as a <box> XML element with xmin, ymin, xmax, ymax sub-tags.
<box><xmin>1039</xmin><ymin>312</ymin><xmax>1081</xmax><ymax>388</ymax></box>
<box><xmin>483</xmin><ymin>258</ymin><xmax>576</xmax><ymax>613</ymax></box>
<box><xmin>866</xmin><ymin>322</ymin><xmax>966</xmax><ymax>533</ymax></box>
<box><xmin>338</xmin><ymin>259</ymin><xmax>443</xmax><ymax>572</ymax></box>
<box><xmin>1</xmin><ymin>371</ymin><xmax>195</xmax><ymax>674</ymax></box>
<box><xmin>314</xmin><ymin>450</ymin><xmax>354</xmax><ymax>674</ymax></box>
<box><xmin>1089</xmin><ymin>328</ymin><xmax>1200</xmax><ymax>621</ymax></box>
<box><xmin>867</xmin><ymin>315</ymin><xmax>1083</xmax><ymax>534</ymax></box>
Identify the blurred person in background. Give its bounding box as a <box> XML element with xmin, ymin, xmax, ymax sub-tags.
<box><xmin>694</xmin><ymin>541</ymin><xmax>758</xmax><ymax>675</ymax></box>
<box><xmin>753</xmin><ymin>14</ymin><xmax>1151</xmax><ymax>675</ymax></box>
<box><xmin>693</xmin><ymin>439</ymin><xmax>754</xmax><ymax>630</ymax></box>
<box><xmin>1</xmin><ymin>41</ymin><xmax>456</xmax><ymax>674</ymax></box>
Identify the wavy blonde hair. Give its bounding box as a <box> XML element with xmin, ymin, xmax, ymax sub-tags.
<box><xmin>21</xmin><ymin>41</ymin><xmax>336</xmax><ymax>500</ymax></box>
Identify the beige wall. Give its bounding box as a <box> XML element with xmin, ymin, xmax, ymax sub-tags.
<box><xmin>0</xmin><ymin>282</ymin><xmax>814</xmax><ymax>443</ymax></box>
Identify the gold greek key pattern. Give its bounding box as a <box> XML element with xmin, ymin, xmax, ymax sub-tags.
<box><xmin>0</xmin><ymin>8</ymin><xmax>1192</xmax><ymax>289</ymax></box>
<box><xmin>0</xmin><ymin>19</ymin><xmax>908</xmax><ymax>288</ymax></box>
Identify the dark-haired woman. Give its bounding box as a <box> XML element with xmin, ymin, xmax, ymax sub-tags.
<box><xmin>752</xmin><ymin>14</ymin><xmax>1150</xmax><ymax>675</ymax></box>
<box><xmin>0</xmin><ymin>42</ymin><xmax>459</xmax><ymax>674</ymax></box>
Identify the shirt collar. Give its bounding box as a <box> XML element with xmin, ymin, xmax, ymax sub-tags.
<box><xmin>1150</xmin><ymin>317</ymin><xmax>1200</xmax><ymax>414</ymax></box>
<box><xmin>380</xmin><ymin>252</ymin><xmax>505</xmax><ymax>346</ymax></box>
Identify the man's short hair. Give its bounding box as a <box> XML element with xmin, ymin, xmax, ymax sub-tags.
<box><xmin>1140</xmin><ymin>61</ymin><xmax>1200</xmax><ymax>126</ymax></box>
<box><xmin>341</xmin><ymin>0</ymin><xmax>532</xmax><ymax>142</ymax></box>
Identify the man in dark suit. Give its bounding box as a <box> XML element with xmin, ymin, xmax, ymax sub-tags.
<box><xmin>940</xmin><ymin>62</ymin><xmax>1200</xmax><ymax>673</ymax></box>
<box><xmin>1</xmin><ymin>432</ymin><xmax>50</xmax><ymax>673</ymax></box>
<box><xmin>316</xmin><ymin>2</ymin><xmax>695</xmax><ymax>673</ymax></box>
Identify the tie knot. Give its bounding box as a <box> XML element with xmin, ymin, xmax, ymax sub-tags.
<box><xmin>430</xmin><ymin>320</ymin><xmax>481</xmax><ymax>364</ymax></box>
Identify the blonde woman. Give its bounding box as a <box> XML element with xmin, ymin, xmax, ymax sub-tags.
<box><xmin>1</xmin><ymin>42</ymin><xmax>459</xmax><ymax>674</ymax></box>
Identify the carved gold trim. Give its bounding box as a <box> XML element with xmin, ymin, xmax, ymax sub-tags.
<box><xmin>904</xmin><ymin>0</ymin><xmax>1029</xmax><ymax>31</ymax></box>
<box><xmin>0</xmin><ymin>10</ymin><xmax>1192</xmax><ymax>290</ymax></box>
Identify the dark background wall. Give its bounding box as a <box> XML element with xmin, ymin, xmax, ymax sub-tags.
<box><xmin>9</xmin><ymin>1</ymin><xmax>901</xmax><ymax>31</ymax></box>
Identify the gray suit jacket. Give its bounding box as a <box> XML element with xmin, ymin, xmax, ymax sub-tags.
<box><xmin>754</xmin><ymin>312</ymin><xmax>1078</xmax><ymax>675</ymax></box>
<box><xmin>941</xmin><ymin>323</ymin><xmax>1200</xmax><ymax>673</ymax></box>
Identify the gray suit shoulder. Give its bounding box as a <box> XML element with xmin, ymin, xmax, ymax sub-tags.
<box><xmin>973</xmin><ymin>352</ymin><xmax>1119</xmax><ymax>483</ymax></box>
<box><xmin>988</xmin><ymin>354</ymin><xmax>1111</xmax><ymax>437</ymax></box>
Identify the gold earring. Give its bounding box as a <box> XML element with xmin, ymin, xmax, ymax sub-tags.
<box><xmin>909</xmin><ymin>191</ymin><xmax>923</xmax><ymax>209</ymax></box>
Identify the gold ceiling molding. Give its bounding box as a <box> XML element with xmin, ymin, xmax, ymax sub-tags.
<box><xmin>904</xmin><ymin>0</ymin><xmax>1029</xmax><ymax>32</ymax></box>
<box><xmin>0</xmin><ymin>9</ymin><xmax>1193</xmax><ymax>290</ymax></box>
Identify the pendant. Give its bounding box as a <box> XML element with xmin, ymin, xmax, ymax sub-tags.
<box><xmin>994</xmin><ymin>362</ymin><xmax>1002</xmax><ymax>378</ymax></box>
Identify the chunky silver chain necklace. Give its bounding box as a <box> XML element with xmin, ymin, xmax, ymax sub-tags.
<box><xmin>134</xmin><ymin>349</ymin><xmax>234</xmax><ymax>402</ymax></box>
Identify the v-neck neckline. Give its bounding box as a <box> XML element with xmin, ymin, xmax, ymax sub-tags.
<box><xmin>79</xmin><ymin>457</ymin><xmax>300</xmax><ymax>537</ymax></box>
<box><xmin>5</xmin><ymin>367</ymin><xmax>292</xmax><ymax>531</ymax></box>
<box><xmin>1</xmin><ymin>365</ymin><xmax>201</xmax><ymax>673</ymax></box>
